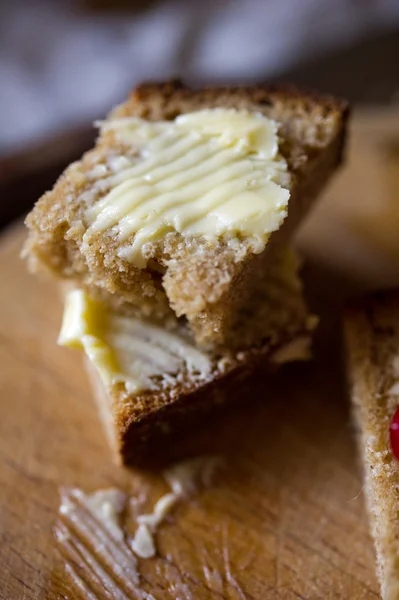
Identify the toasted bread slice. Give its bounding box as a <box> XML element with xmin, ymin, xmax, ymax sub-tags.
<box><xmin>24</xmin><ymin>80</ymin><xmax>348</xmax><ymax>348</ymax></box>
<box><xmin>59</xmin><ymin>247</ymin><xmax>315</xmax><ymax>465</ymax></box>
<box><xmin>344</xmin><ymin>290</ymin><xmax>399</xmax><ymax>600</ymax></box>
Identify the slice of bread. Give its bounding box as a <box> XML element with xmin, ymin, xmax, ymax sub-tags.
<box><xmin>61</xmin><ymin>247</ymin><xmax>314</xmax><ymax>466</ymax></box>
<box><xmin>344</xmin><ymin>290</ymin><xmax>399</xmax><ymax>600</ymax></box>
<box><xmin>24</xmin><ymin>80</ymin><xmax>348</xmax><ymax>348</ymax></box>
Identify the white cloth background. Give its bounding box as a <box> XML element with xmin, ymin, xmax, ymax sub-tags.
<box><xmin>1</xmin><ymin>0</ymin><xmax>398</xmax><ymax>155</ymax></box>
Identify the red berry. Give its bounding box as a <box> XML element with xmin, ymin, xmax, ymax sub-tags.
<box><xmin>390</xmin><ymin>407</ymin><xmax>399</xmax><ymax>460</ymax></box>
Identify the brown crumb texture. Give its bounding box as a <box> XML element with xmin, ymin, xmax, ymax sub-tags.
<box><xmin>344</xmin><ymin>290</ymin><xmax>399</xmax><ymax>600</ymax></box>
<box><xmin>24</xmin><ymin>80</ymin><xmax>349</xmax><ymax>344</ymax></box>
<box><xmin>82</xmin><ymin>245</ymin><xmax>310</xmax><ymax>354</ymax></box>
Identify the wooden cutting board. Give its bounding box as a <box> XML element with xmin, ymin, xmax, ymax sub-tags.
<box><xmin>0</xmin><ymin>108</ymin><xmax>398</xmax><ymax>600</ymax></box>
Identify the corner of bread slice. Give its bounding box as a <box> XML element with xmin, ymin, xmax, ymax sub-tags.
<box><xmin>344</xmin><ymin>289</ymin><xmax>399</xmax><ymax>600</ymax></box>
<box><xmin>24</xmin><ymin>80</ymin><xmax>348</xmax><ymax>344</ymax></box>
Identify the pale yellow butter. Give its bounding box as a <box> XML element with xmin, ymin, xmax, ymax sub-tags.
<box><xmin>83</xmin><ymin>108</ymin><xmax>290</xmax><ymax>268</ymax></box>
<box><xmin>58</xmin><ymin>290</ymin><xmax>211</xmax><ymax>393</ymax></box>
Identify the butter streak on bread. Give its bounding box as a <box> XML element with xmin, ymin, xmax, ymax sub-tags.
<box><xmin>85</xmin><ymin>108</ymin><xmax>290</xmax><ymax>267</ymax></box>
<box><xmin>24</xmin><ymin>80</ymin><xmax>348</xmax><ymax>347</ymax></box>
<box><xmin>344</xmin><ymin>291</ymin><xmax>399</xmax><ymax>600</ymax></box>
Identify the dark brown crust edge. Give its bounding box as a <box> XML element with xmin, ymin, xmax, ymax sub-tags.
<box><xmin>131</xmin><ymin>78</ymin><xmax>350</xmax><ymax>167</ymax></box>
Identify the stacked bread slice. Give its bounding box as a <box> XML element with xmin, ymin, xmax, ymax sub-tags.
<box><xmin>23</xmin><ymin>80</ymin><xmax>348</xmax><ymax>464</ymax></box>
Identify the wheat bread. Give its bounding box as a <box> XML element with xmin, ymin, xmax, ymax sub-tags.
<box><xmin>24</xmin><ymin>80</ymin><xmax>348</xmax><ymax>347</ymax></box>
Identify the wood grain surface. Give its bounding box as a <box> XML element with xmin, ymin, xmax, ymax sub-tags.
<box><xmin>0</xmin><ymin>108</ymin><xmax>398</xmax><ymax>599</ymax></box>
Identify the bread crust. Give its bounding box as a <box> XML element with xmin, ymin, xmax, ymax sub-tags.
<box><xmin>344</xmin><ymin>291</ymin><xmax>399</xmax><ymax>600</ymax></box>
<box><xmin>24</xmin><ymin>80</ymin><xmax>349</xmax><ymax>347</ymax></box>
